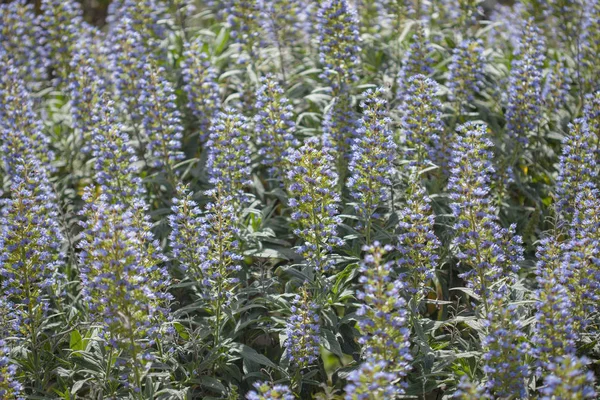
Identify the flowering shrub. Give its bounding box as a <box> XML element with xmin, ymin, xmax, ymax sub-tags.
<box><xmin>1</xmin><ymin>0</ymin><xmax>600</xmax><ymax>398</ymax></box>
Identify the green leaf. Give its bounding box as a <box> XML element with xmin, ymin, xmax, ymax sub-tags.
<box><xmin>70</xmin><ymin>330</ymin><xmax>83</xmax><ymax>352</ymax></box>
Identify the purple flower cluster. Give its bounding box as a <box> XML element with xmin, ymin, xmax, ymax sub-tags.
<box><xmin>447</xmin><ymin>39</ymin><xmax>486</xmax><ymax>106</ymax></box>
<box><xmin>246</xmin><ymin>381</ymin><xmax>294</xmax><ymax>400</ymax></box>
<box><xmin>284</xmin><ymin>289</ymin><xmax>320</xmax><ymax>369</ymax></box>
<box><xmin>347</xmin><ymin>88</ymin><xmax>396</xmax><ymax>233</ymax></box>
<box><xmin>286</xmin><ymin>136</ymin><xmax>343</xmax><ymax>271</ymax></box>
<box><xmin>448</xmin><ymin>123</ymin><xmax>523</xmax><ymax>308</ymax></box>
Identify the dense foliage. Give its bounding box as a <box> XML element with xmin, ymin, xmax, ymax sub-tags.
<box><xmin>1</xmin><ymin>0</ymin><xmax>600</xmax><ymax>398</ymax></box>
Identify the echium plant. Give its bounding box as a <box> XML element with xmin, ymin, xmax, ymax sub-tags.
<box><xmin>106</xmin><ymin>0</ymin><xmax>167</xmax><ymax>48</ymax></box>
<box><xmin>0</xmin><ymin>54</ymin><xmax>54</xmax><ymax>167</ymax></box>
<box><xmin>68</xmin><ymin>38</ymin><xmax>108</xmax><ymax>139</ymax></box>
<box><xmin>346</xmin><ymin>243</ymin><xmax>412</xmax><ymax>399</ymax></box>
<box><xmin>246</xmin><ymin>381</ymin><xmax>294</xmax><ymax>400</ymax></box>
<box><xmin>283</xmin><ymin>287</ymin><xmax>321</xmax><ymax>371</ymax></box>
<box><xmin>539</xmin><ymin>355</ymin><xmax>596</xmax><ymax>400</ymax></box>
<box><xmin>222</xmin><ymin>0</ymin><xmax>263</xmax><ymax>64</ymax></box>
<box><xmin>87</xmin><ymin>98</ymin><xmax>146</xmax><ymax>204</ymax></box>
<box><xmin>396</xmin><ymin>176</ymin><xmax>440</xmax><ymax>298</ymax></box>
<box><xmin>447</xmin><ymin>39</ymin><xmax>486</xmax><ymax>108</ymax></box>
<box><xmin>347</xmin><ymin>88</ymin><xmax>396</xmax><ymax>242</ymax></box>
<box><xmin>254</xmin><ymin>76</ymin><xmax>298</xmax><ymax>180</ymax></box>
<box><xmin>584</xmin><ymin>91</ymin><xmax>600</xmax><ymax>136</ymax></box>
<box><xmin>207</xmin><ymin>108</ymin><xmax>253</xmax><ymax>199</ymax></box>
<box><xmin>505</xmin><ymin>19</ymin><xmax>545</xmax><ymax>149</ymax></box>
<box><xmin>396</xmin><ymin>25</ymin><xmax>434</xmax><ymax>99</ymax></box>
<box><xmin>181</xmin><ymin>38</ymin><xmax>221</xmax><ymax>141</ymax></box>
<box><xmin>317</xmin><ymin>0</ymin><xmax>361</xmax><ymax>94</ymax></box>
<box><xmin>286</xmin><ymin>136</ymin><xmax>343</xmax><ymax>273</ymax></box>
<box><xmin>0</xmin><ymin>0</ymin><xmax>45</xmax><ymax>81</ymax></box>
<box><xmin>543</xmin><ymin>58</ymin><xmax>572</xmax><ymax>114</ymax></box>
<box><xmin>138</xmin><ymin>65</ymin><xmax>184</xmax><ymax>183</ymax></box>
<box><xmin>78</xmin><ymin>190</ymin><xmax>172</xmax><ymax>393</ymax></box>
<box><xmin>481</xmin><ymin>291</ymin><xmax>529</xmax><ymax>399</ymax></box>
<box><xmin>448</xmin><ymin>122</ymin><xmax>523</xmax><ymax>312</ymax></box>
<box><xmin>399</xmin><ymin>74</ymin><xmax>444</xmax><ymax>166</ymax></box>
<box><xmin>531</xmin><ymin>237</ymin><xmax>578</xmax><ymax>370</ymax></box>
<box><xmin>555</xmin><ymin>119</ymin><xmax>597</xmax><ymax>219</ymax></box>
<box><xmin>39</xmin><ymin>0</ymin><xmax>88</xmax><ymax>83</ymax></box>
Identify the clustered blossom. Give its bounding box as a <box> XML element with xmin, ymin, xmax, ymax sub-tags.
<box><xmin>0</xmin><ymin>55</ymin><xmax>54</xmax><ymax>167</ymax></box>
<box><xmin>284</xmin><ymin>289</ymin><xmax>320</xmax><ymax>369</ymax></box>
<box><xmin>181</xmin><ymin>39</ymin><xmax>221</xmax><ymax>140</ymax></box>
<box><xmin>254</xmin><ymin>76</ymin><xmax>299</xmax><ymax>178</ymax></box>
<box><xmin>397</xmin><ymin>26</ymin><xmax>434</xmax><ymax>99</ymax></box>
<box><xmin>207</xmin><ymin>109</ymin><xmax>253</xmax><ymax>197</ymax></box>
<box><xmin>505</xmin><ymin>19</ymin><xmax>545</xmax><ymax>147</ymax></box>
<box><xmin>448</xmin><ymin>122</ymin><xmax>523</xmax><ymax>308</ymax></box>
<box><xmin>87</xmin><ymin>99</ymin><xmax>145</xmax><ymax>203</ymax></box>
<box><xmin>286</xmin><ymin>136</ymin><xmax>343</xmax><ymax>271</ymax></box>
<box><xmin>439</xmin><ymin>0</ymin><xmax>483</xmax><ymax>27</ymax></box>
<box><xmin>78</xmin><ymin>192</ymin><xmax>172</xmax><ymax>355</ymax></box>
<box><xmin>555</xmin><ymin>119</ymin><xmax>597</xmax><ymax>218</ymax></box>
<box><xmin>138</xmin><ymin>65</ymin><xmax>185</xmax><ymax>173</ymax></box>
<box><xmin>106</xmin><ymin>0</ymin><xmax>167</xmax><ymax>47</ymax></box>
<box><xmin>39</xmin><ymin>0</ymin><xmax>88</xmax><ymax>83</ymax></box>
<box><xmin>399</xmin><ymin>74</ymin><xmax>443</xmax><ymax>165</ymax></box>
<box><xmin>346</xmin><ymin>243</ymin><xmax>412</xmax><ymax>398</ymax></box>
<box><xmin>0</xmin><ymin>0</ymin><xmax>45</xmax><ymax>80</ymax></box>
<box><xmin>246</xmin><ymin>381</ymin><xmax>294</xmax><ymax>400</ymax></box>
<box><xmin>396</xmin><ymin>179</ymin><xmax>440</xmax><ymax>296</ymax></box>
<box><xmin>447</xmin><ymin>39</ymin><xmax>486</xmax><ymax>106</ymax></box>
<box><xmin>532</xmin><ymin>238</ymin><xmax>577</xmax><ymax>369</ymax></box>
<box><xmin>222</xmin><ymin>0</ymin><xmax>263</xmax><ymax>63</ymax></box>
<box><xmin>539</xmin><ymin>356</ymin><xmax>596</xmax><ymax>400</ymax></box>
<box><xmin>347</xmin><ymin>88</ymin><xmax>396</xmax><ymax>234</ymax></box>
<box><xmin>0</xmin><ymin>341</ymin><xmax>22</xmax><ymax>399</ymax></box>
<box><xmin>169</xmin><ymin>186</ymin><xmax>243</xmax><ymax>307</ymax></box>
<box><xmin>317</xmin><ymin>0</ymin><xmax>361</xmax><ymax>92</ymax></box>
<box><xmin>481</xmin><ymin>293</ymin><xmax>529</xmax><ymax>398</ymax></box>
<box><xmin>67</xmin><ymin>39</ymin><xmax>108</xmax><ymax>136</ymax></box>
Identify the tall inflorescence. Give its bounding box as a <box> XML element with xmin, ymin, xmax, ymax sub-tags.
<box><xmin>539</xmin><ymin>356</ymin><xmax>596</xmax><ymax>400</ymax></box>
<box><xmin>181</xmin><ymin>38</ymin><xmax>221</xmax><ymax>141</ymax></box>
<box><xmin>0</xmin><ymin>0</ymin><xmax>45</xmax><ymax>80</ymax></box>
<box><xmin>397</xmin><ymin>180</ymin><xmax>440</xmax><ymax>297</ymax></box>
<box><xmin>0</xmin><ymin>54</ymin><xmax>54</xmax><ymax>168</ymax></box>
<box><xmin>0</xmin><ymin>158</ymin><xmax>64</xmax><ymax>341</ymax></box>
<box><xmin>584</xmin><ymin>91</ymin><xmax>600</xmax><ymax>137</ymax></box>
<box><xmin>399</xmin><ymin>75</ymin><xmax>444</xmax><ymax>167</ymax></box>
<box><xmin>78</xmin><ymin>190</ymin><xmax>172</xmax><ymax>390</ymax></box>
<box><xmin>138</xmin><ymin>65</ymin><xmax>184</xmax><ymax>180</ymax></box>
<box><xmin>254</xmin><ymin>76</ymin><xmax>298</xmax><ymax>179</ymax></box>
<box><xmin>505</xmin><ymin>19</ymin><xmax>545</xmax><ymax>148</ymax></box>
<box><xmin>448</xmin><ymin>122</ymin><xmax>523</xmax><ymax>312</ymax></box>
<box><xmin>345</xmin><ymin>243</ymin><xmax>412</xmax><ymax>399</ymax></box>
<box><xmin>439</xmin><ymin>0</ymin><xmax>483</xmax><ymax>28</ymax></box>
<box><xmin>246</xmin><ymin>381</ymin><xmax>295</xmax><ymax>400</ymax></box>
<box><xmin>347</xmin><ymin>88</ymin><xmax>396</xmax><ymax>241</ymax></box>
<box><xmin>531</xmin><ymin>237</ymin><xmax>578</xmax><ymax>370</ymax></box>
<box><xmin>39</xmin><ymin>0</ymin><xmax>88</xmax><ymax>83</ymax></box>
<box><xmin>481</xmin><ymin>292</ymin><xmax>529</xmax><ymax>399</ymax></box>
<box><xmin>555</xmin><ymin>119</ymin><xmax>598</xmax><ymax>219</ymax></box>
<box><xmin>286</xmin><ymin>136</ymin><xmax>343</xmax><ymax>272</ymax></box>
<box><xmin>317</xmin><ymin>0</ymin><xmax>361</xmax><ymax>94</ymax></box>
<box><xmin>68</xmin><ymin>37</ymin><xmax>108</xmax><ymax>140</ymax></box>
<box><xmin>396</xmin><ymin>26</ymin><xmax>434</xmax><ymax>99</ymax></box>
<box><xmin>543</xmin><ymin>58</ymin><xmax>572</xmax><ymax>114</ymax></box>
<box><xmin>87</xmin><ymin>98</ymin><xmax>145</xmax><ymax>204</ymax></box>
<box><xmin>283</xmin><ymin>288</ymin><xmax>321</xmax><ymax>370</ymax></box>
<box><xmin>106</xmin><ymin>0</ymin><xmax>167</xmax><ymax>48</ymax></box>
<box><xmin>223</xmin><ymin>0</ymin><xmax>263</xmax><ymax>64</ymax></box>
<box><xmin>447</xmin><ymin>39</ymin><xmax>486</xmax><ymax>107</ymax></box>
<box><xmin>207</xmin><ymin>109</ymin><xmax>253</xmax><ymax>199</ymax></box>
